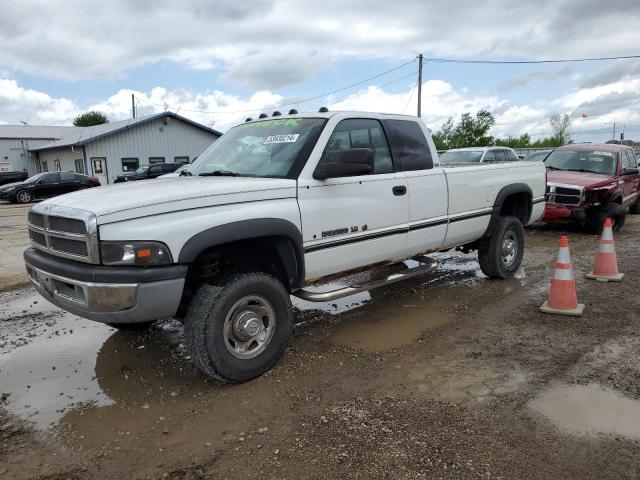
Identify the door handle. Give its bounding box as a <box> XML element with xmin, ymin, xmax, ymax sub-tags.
<box><xmin>392</xmin><ymin>185</ymin><xmax>407</xmax><ymax>196</ymax></box>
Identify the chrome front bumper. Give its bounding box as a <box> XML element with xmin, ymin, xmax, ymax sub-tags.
<box><xmin>25</xmin><ymin>261</ymin><xmax>185</xmax><ymax>324</ymax></box>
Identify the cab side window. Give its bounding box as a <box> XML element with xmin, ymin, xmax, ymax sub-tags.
<box><xmin>494</xmin><ymin>150</ymin><xmax>507</xmax><ymax>162</ymax></box>
<box><xmin>506</xmin><ymin>150</ymin><xmax>520</xmax><ymax>162</ymax></box>
<box><xmin>483</xmin><ymin>150</ymin><xmax>496</xmax><ymax>162</ymax></box>
<box><xmin>60</xmin><ymin>171</ymin><xmax>76</xmax><ymax>181</ymax></box>
<box><xmin>321</xmin><ymin>119</ymin><xmax>393</xmax><ymax>174</ymax></box>
<box><xmin>624</xmin><ymin>150</ymin><xmax>637</xmax><ymax>168</ymax></box>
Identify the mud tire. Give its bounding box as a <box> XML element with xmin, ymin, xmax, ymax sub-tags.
<box><xmin>588</xmin><ymin>202</ymin><xmax>626</xmax><ymax>234</ymax></box>
<box><xmin>184</xmin><ymin>273</ymin><xmax>293</xmax><ymax>383</ymax></box>
<box><xmin>478</xmin><ymin>216</ymin><xmax>524</xmax><ymax>279</ymax></box>
<box><xmin>629</xmin><ymin>199</ymin><xmax>640</xmax><ymax>215</ymax></box>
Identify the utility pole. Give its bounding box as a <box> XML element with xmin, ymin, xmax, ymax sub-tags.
<box><xmin>417</xmin><ymin>54</ymin><xmax>423</xmax><ymax>117</ymax></box>
<box><xmin>131</xmin><ymin>94</ymin><xmax>136</xmax><ymax>119</ymax></box>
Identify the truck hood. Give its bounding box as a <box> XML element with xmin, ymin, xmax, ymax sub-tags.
<box><xmin>546</xmin><ymin>170</ymin><xmax>614</xmax><ymax>188</ymax></box>
<box><xmin>42</xmin><ymin>176</ymin><xmax>297</xmax><ymax>223</ymax></box>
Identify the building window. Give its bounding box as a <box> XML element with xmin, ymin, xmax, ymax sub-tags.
<box><xmin>149</xmin><ymin>157</ymin><xmax>165</xmax><ymax>164</ymax></box>
<box><xmin>174</xmin><ymin>156</ymin><xmax>189</xmax><ymax>164</ymax></box>
<box><xmin>121</xmin><ymin>158</ymin><xmax>140</xmax><ymax>172</ymax></box>
<box><xmin>74</xmin><ymin>159</ymin><xmax>85</xmax><ymax>174</ymax></box>
<box><xmin>53</xmin><ymin>159</ymin><xmax>61</xmax><ymax>171</ymax></box>
<box><xmin>41</xmin><ymin>160</ymin><xmax>48</xmax><ymax>172</ymax></box>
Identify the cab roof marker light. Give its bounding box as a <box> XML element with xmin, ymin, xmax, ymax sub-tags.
<box><xmin>288</xmin><ymin>109</ymin><xmax>298</xmax><ymax>115</ymax></box>
<box><xmin>319</xmin><ymin>106</ymin><xmax>329</xmax><ymax>113</ymax></box>
<box><xmin>272</xmin><ymin>111</ymin><xmax>282</xmax><ymax>117</ymax></box>
<box><xmin>258</xmin><ymin>113</ymin><xmax>268</xmax><ymax>119</ymax></box>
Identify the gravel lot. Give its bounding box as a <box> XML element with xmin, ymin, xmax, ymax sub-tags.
<box><xmin>1</xmin><ymin>204</ymin><xmax>640</xmax><ymax>479</ymax></box>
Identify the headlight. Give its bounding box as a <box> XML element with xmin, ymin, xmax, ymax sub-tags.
<box><xmin>100</xmin><ymin>241</ymin><xmax>172</xmax><ymax>266</ymax></box>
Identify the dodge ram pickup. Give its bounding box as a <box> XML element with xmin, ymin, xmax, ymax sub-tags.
<box><xmin>24</xmin><ymin>110</ymin><xmax>546</xmax><ymax>382</ymax></box>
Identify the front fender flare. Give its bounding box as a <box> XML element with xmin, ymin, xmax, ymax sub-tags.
<box><xmin>178</xmin><ymin>218</ymin><xmax>305</xmax><ymax>289</ymax></box>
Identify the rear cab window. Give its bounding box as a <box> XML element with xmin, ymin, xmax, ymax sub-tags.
<box><xmin>384</xmin><ymin>119</ymin><xmax>433</xmax><ymax>171</ymax></box>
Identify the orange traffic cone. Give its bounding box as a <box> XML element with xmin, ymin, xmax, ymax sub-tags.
<box><xmin>586</xmin><ymin>218</ymin><xmax>624</xmax><ymax>282</ymax></box>
<box><xmin>540</xmin><ymin>235</ymin><xmax>585</xmax><ymax>316</ymax></box>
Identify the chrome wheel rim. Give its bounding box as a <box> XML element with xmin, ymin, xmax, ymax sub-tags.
<box><xmin>501</xmin><ymin>230</ymin><xmax>518</xmax><ymax>267</ymax></box>
<box><xmin>17</xmin><ymin>191</ymin><xmax>30</xmax><ymax>203</ymax></box>
<box><xmin>223</xmin><ymin>295</ymin><xmax>275</xmax><ymax>359</ymax></box>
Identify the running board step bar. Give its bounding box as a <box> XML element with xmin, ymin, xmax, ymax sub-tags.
<box><xmin>293</xmin><ymin>256</ymin><xmax>437</xmax><ymax>302</ymax></box>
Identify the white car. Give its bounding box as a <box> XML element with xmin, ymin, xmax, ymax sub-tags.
<box><xmin>440</xmin><ymin>146</ymin><xmax>521</xmax><ymax>164</ymax></box>
<box><xmin>158</xmin><ymin>163</ymin><xmax>191</xmax><ymax>178</ymax></box>
<box><xmin>24</xmin><ymin>110</ymin><xmax>546</xmax><ymax>383</ymax></box>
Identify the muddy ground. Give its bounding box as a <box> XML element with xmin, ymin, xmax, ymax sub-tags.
<box><xmin>2</xmin><ymin>215</ymin><xmax>640</xmax><ymax>479</ymax></box>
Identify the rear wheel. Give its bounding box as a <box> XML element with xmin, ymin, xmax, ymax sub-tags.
<box><xmin>184</xmin><ymin>272</ymin><xmax>293</xmax><ymax>383</ymax></box>
<box><xmin>16</xmin><ymin>190</ymin><xmax>33</xmax><ymax>204</ymax></box>
<box><xmin>588</xmin><ymin>202</ymin><xmax>626</xmax><ymax>234</ymax></box>
<box><xmin>478</xmin><ymin>216</ymin><xmax>524</xmax><ymax>279</ymax></box>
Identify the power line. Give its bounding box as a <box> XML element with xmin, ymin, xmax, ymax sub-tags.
<box><xmin>136</xmin><ymin>58</ymin><xmax>416</xmax><ymax>115</ymax></box>
<box><xmin>401</xmin><ymin>80</ymin><xmax>418</xmax><ymax>115</ymax></box>
<box><xmin>423</xmin><ymin>54</ymin><xmax>640</xmax><ymax>64</ymax></box>
<box><xmin>326</xmin><ymin>71</ymin><xmax>418</xmax><ymax>107</ymax></box>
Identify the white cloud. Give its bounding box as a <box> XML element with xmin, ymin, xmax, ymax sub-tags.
<box><xmin>0</xmin><ymin>79</ymin><xmax>80</xmax><ymax>125</ymax></box>
<box><xmin>1</xmin><ymin>0</ymin><xmax>638</xmax><ymax>89</ymax></box>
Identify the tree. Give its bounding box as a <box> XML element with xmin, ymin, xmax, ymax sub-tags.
<box><xmin>495</xmin><ymin>133</ymin><xmax>531</xmax><ymax>148</ymax></box>
<box><xmin>549</xmin><ymin>113</ymin><xmax>571</xmax><ymax>145</ymax></box>
<box><xmin>73</xmin><ymin>111</ymin><xmax>109</xmax><ymax>127</ymax></box>
<box><xmin>432</xmin><ymin>110</ymin><xmax>495</xmax><ymax>149</ymax></box>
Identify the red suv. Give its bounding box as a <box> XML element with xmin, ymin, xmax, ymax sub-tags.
<box><xmin>543</xmin><ymin>144</ymin><xmax>640</xmax><ymax>233</ymax></box>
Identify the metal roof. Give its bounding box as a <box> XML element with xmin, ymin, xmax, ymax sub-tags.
<box><xmin>0</xmin><ymin>125</ymin><xmax>78</xmax><ymax>140</ymax></box>
<box><xmin>30</xmin><ymin>112</ymin><xmax>222</xmax><ymax>151</ymax></box>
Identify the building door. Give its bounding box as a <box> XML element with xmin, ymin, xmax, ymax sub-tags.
<box><xmin>91</xmin><ymin>157</ymin><xmax>108</xmax><ymax>185</ymax></box>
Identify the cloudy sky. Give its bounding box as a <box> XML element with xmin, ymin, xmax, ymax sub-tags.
<box><xmin>1</xmin><ymin>0</ymin><xmax>640</xmax><ymax>142</ymax></box>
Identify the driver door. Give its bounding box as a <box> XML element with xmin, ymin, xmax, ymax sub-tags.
<box><xmin>34</xmin><ymin>172</ymin><xmax>61</xmax><ymax>198</ymax></box>
<box><xmin>298</xmin><ymin>118</ymin><xmax>409</xmax><ymax>281</ymax></box>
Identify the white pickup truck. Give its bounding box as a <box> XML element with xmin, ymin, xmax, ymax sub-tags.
<box><xmin>24</xmin><ymin>111</ymin><xmax>546</xmax><ymax>382</ymax></box>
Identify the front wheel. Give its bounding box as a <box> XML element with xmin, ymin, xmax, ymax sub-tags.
<box><xmin>588</xmin><ymin>202</ymin><xmax>626</xmax><ymax>234</ymax></box>
<box><xmin>15</xmin><ymin>190</ymin><xmax>33</xmax><ymax>204</ymax></box>
<box><xmin>478</xmin><ymin>216</ymin><xmax>525</xmax><ymax>279</ymax></box>
<box><xmin>184</xmin><ymin>273</ymin><xmax>293</xmax><ymax>383</ymax></box>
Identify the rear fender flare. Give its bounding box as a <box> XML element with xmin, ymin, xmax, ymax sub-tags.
<box><xmin>482</xmin><ymin>183</ymin><xmax>533</xmax><ymax>238</ymax></box>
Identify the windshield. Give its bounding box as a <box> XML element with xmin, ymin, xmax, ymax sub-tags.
<box><xmin>189</xmin><ymin>118</ymin><xmax>326</xmax><ymax>178</ymax></box>
<box><xmin>24</xmin><ymin>172</ymin><xmax>47</xmax><ymax>183</ymax></box>
<box><xmin>134</xmin><ymin>165</ymin><xmax>149</xmax><ymax>174</ymax></box>
<box><xmin>440</xmin><ymin>150</ymin><xmax>484</xmax><ymax>164</ymax></box>
<box><xmin>545</xmin><ymin>150</ymin><xmax>617</xmax><ymax>175</ymax></box>
<box><xmin>524</xmin><ymin>151</ymin><xmax>550</xmax><ymax>161</ymax></box>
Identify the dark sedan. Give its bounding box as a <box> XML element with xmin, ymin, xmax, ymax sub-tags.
<box><xmin>114</xmin><ymin>162</ymin><xmax>184</xmax><ymax>182</ymax></box>
<box><xmin>0</xmin><ymin>170</ymin><xmax>29</xmax><ymax>186</ymax></box>
<box><xmin>0</xmin><ymin>171</ymin><xmax>100</xmax><ymax>204</ymax></box>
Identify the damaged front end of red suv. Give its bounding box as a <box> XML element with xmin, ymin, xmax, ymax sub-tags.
<box><xmin>542</xmin><ymin>144</ymin><xmax>640</xmax><ymax>234</ymax></box>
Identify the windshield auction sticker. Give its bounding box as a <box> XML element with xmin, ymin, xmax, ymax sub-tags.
<box><xmin>264</xmin><ymin>134</ymin><xmax>300</xmax><ymax>144</ymax></box>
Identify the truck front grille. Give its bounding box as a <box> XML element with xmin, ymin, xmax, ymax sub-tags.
<box><xmin>27</xmin><ymin>205</ymin><xmax>98</xmax><ymax>263</ymax></box>
<box><xmin>546</xmin><ymin>184</ymin><xmax>583</xmax><ymax>206</ymax></box>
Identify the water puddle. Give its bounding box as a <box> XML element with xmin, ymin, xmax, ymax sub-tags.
<box><xmin>330</xmin><ymin>298</ymin><xmax>454</xmax><ymax>351</ymax></box>
<box><xmin>530</xmin><ymin>383</ymin><xmax>640</xmax><ymax>439</ymax></box>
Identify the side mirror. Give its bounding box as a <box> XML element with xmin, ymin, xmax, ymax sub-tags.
<box><xmin>623</xmin><ymin>167</ymin><xmax>639</xmax><ymax>175</ymax></box>
<box><xmin>314</xmin><ymin>148</ymin><xmax>374</xmax><ymax>180</ymax></box>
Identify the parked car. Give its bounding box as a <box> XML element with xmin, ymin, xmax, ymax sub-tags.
<box><xmin>440</xmin><ymin>146</ymin><xmax>521</xmax><ymax>164</ymax></box>
<box><xmin>0</xmin><ymin>171</ymin><xmax>100</xmax><ymax>204</ymax></box>
<box><xmin>24</xmin><ymin>110</ymin><xmax>545</xmax><ymax>383</ymax></box>
<box><xmin>523</xmin><ymin>150</ymin><xmax>551</xmax><ymax>162</ymax></box>
<box><xmin>114</xmin><ymin>163</ymin><xmax>184</xmax><ymax>182</ymax></box>
<box><xmin>543</xmin><ymin>144</ymin><xmax>640</xmax><ymax>233</ymax></box>
<box><xmin>0</xmin><ymin>170</ymin><xmax>28</xmax><ymax>186</ymax></box>
<box><xmin>158</xmin><ymin>163</ymin><xmax>192</xmax><ymax>178</ymax></box>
